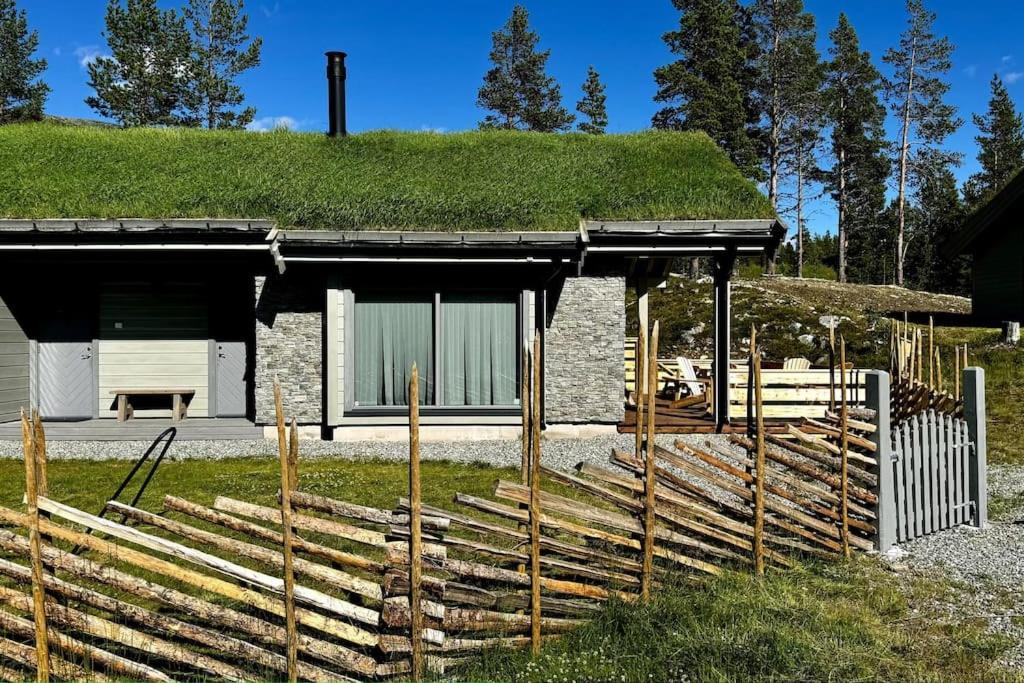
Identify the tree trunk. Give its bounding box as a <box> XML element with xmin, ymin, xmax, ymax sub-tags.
<box><xmin>895</xmin><ymin>44</ymin><xmax>917</xmax><ymax>287</ymax></box>
<box><xmin>766</xmin><ymin>5</ymin><xmax>781</xmax><ymax>276</ymax></box>
<box><xmin>796</xmin><ymin>138</ymin><xmax>805</xmax><ymax>278</ymax></box>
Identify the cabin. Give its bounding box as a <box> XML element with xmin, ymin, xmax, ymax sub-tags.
<box><xmin>0</xmin><ymin>65</ymin><xmax>783</xmax><ymax>442</ymax></box>
<box><xmin>946</xmin><ymin>169</ymin><xmax>1024</xmax><ymax>324</ymax></box>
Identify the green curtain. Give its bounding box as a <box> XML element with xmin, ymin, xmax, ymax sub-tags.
<box><xmin>442</xmin><ymin>294</ymin><xmax>517</xmax><ymax>406</ymax></box>
<box><xmin>354</xmin><ymin>295</ymin><xmax>433</xmax><ymax>406</ymax></box>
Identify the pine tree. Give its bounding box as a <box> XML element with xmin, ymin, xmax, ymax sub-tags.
<box><xmin>883</xmin><ymin>0</ymin><xmax>961</xmax><ymax>286</ymax></box>
<box><xmin>652</xmin><ymin>0</ymin><xmax>763</xmax><ymax>178</ymax></box>
<box><xmin>86</xmin><ymin>0</ymin><xmax>193</xmax><ymax>127</ymax></box>
<box><xmin>904</xmin><ymin>160</ymin><xmax>969</xmax><ymax>294</ymax></box>
<box><xmin>576</xmin><ymin>66</ymin><xmax>607</xmax><ymax>134</ymax></box>
<box><xmin>822</xmin><ymin>13</ymin><xmax>888</xmax><ymax>284</ymax></box>
<box><xmin>477</xmin><ymin>5</ymin><xmax>573</xmax><ymax>132</ymax></box>
<box><xmin>750</xmin><ymin>0</ymin><xmax>821</xmax><ymax>274</ymax></box>
<box><xmin>964</xmin><ymin>74</ymin><xmax>1024</xmax><ymax>206</ymax></box>
<box><xmin>0</xmin><ymin>0</ymin><xmax>49</xmax><ymax>123</ymax></box>
<box><xmin>183</xmin><ymin>0</ymin><xmax>261</xmax><ymax>129</ymax></box>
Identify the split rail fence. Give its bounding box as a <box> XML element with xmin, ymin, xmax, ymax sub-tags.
<box><xmin>0</xmin><ymin>323</ymin><xmax>985</xmax><ymax>681</ymax></box>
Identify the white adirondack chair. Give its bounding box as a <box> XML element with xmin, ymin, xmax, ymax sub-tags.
<box><xmin>783</xmin><ymin>357</ymin><xmax>812</xmax><ymax>371</ymax></box>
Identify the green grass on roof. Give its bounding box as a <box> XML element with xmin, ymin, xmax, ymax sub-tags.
<box><xmin>0</xmin><ymin>122</ymin><xmax>773</xmax><ymax>231</ymax></box>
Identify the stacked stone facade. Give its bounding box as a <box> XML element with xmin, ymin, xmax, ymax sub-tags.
<box><xmin>254</xmin><ymin>274</ymin><xmax>323</xmax><ymax>423</ymax></box>
<box><xmin>544</xmin><ymin>272</ymin><xmax>626</xmax><ymax>423</ymax></box>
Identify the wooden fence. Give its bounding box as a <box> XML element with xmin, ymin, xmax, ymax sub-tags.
<box><xmin>626</xmin><ymin>337</ymin><xmax>865</xmax><ymax>420</ymax></box>
<box><xmin>0</xmin><ymin>329</ymin><xmax>939</xmax><ymax>682</ymax></box>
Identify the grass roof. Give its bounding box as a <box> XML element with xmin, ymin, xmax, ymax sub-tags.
<box><xmin>0</xmin><ymin>122</ymin><xmax>774</xmax><ymax>232</ymax></box>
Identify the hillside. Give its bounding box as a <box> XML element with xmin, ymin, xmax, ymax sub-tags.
<box><xmin>638</xmin><ymin>275</ymin><xmax>973</xmax><ymax>369</ymax></box>
<box><xmin>640</xmin><ymin>275</ymin><xmax>1024</xmax><ymax>465</ymax></box>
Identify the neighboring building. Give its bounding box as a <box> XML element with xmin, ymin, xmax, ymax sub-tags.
<box><xmin>946</xmin><ymin>171</ymin><xmax>1024</xmax><ymax>324</ymax></box>
<box><xmin>0</xmin><ymin>69</ymin><xmax>782</xmax><ymax>440</ymax></box>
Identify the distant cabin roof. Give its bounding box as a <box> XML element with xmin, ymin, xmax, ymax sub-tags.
<box><xmin>0</xmin><ymin>123</ymin><xmax>774</xmax><ymax>232</ymax></box>
<box><xmin>946</xmin><ymin>168</ymin><xmax>1024</xmax><ymax>255</ymax></box>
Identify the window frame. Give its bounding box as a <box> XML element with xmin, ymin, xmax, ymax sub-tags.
<box><xmin>343</xmin><ymin>286</ymin><xmax>527</xmax><ymax>416</ymax></box>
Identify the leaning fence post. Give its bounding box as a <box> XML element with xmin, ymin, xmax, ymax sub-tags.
<box><xmin>964</xmin><ymin>367</ymin><xmax>987</xmax><ymax>529</ymax></box>
<box><xmin>641</xmin><ymin>321</ymin><xmax>659</xmax><ymax>600</ymax></box>
<box><xmin>408</xmin><ymin>364</ymin><xmax>424</xmax><ymax>681</ymax></box>
<box><xmin>273</xmin><ymin>381</ymin><xmax>298</xmax><ymax>683</ymax></box>
<box><xmin>865</xmin><ymin>370</ymin><xmax>896</xmax><ymax>551</ymax></box>
<box><xmin>529</xmin><ymin>330</ymin><xmax>542</xmax><ymax>657</ymax></box>
<box><xmin>22</xmin><ymin>411</ymin><xmax>50</xmax><ymax>683</ymax></box>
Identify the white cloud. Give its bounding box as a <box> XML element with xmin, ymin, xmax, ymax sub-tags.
<box><xmin>74</xmin><ymin>45</ymin><xmax>105</xmax><ymax>68</ymax></box>
<box><xmin>1005</xmin><ymin>71</ymin><xmax>1024</xmax><ymax>84</ymax></box>
<box><xmin>247</xmin><ymin>116</ymin><xmax>299</xmax><ymax>132</ymax></box>
<box><xmin>260</xmin><ymin>2</ymin><xmax>280</xmax><ymax>18</ymax></box>
<box><xmin>419</xmin><ymin>125</ymin><xmax>446</xmax><ymax>133</ymax></box>
<box><xmin>1002</xmin><ymin>55</ymin><xmax>1014</xmax><ymax>64</ymax></box>
<box><xmin>962</xmin><ymin>64</ymin><xmax>977</xmax><ymax>78</ymax></box>
<box><xmin>52</xmin><ymin>46</ymin><xmax>62</xmax><ymax>57</ymax></box>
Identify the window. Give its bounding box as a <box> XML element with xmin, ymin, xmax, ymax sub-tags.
<box><xmin>351</xmin><ymin>290</ymin><xmax>520</xmax><ymax>410</ymax></box>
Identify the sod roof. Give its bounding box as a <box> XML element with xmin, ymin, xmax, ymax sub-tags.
<box><xmin>0</xmin><ymin>122</ymin><xmax>774</xmax><ymax>232</ymax></box>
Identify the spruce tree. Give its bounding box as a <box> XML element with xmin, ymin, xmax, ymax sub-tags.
<box><xmin>964</xmin><ymin>74</ymin><xmax>1024</xmax><ymax>205</ymax></box>
<box><xmin>184</xmin><ymin>0</ymin><xmax>261</xmax><ymax>129</ymax></box>
<box><xmin>822</xmin><ymin>14</ymin><xmax>888</xmax><ymax>284</ymax></box>
<box><xmin>751</xmin><ymin>0</ymin><xmax>821</xmax><ymax>274</ymax></box>
<box><xmin>0</xmin><ymin>0</ymin><xmax>48</xmax><ymax>123</ymax></box>
<box><xmin>653</xmin><ymin>0</ymin><xmax>763</xmax><ymax>178</ymax></box>
<box><xmin>86</xmin><ymin>0</ymin><xmax>193</xmax><ymax>127</ymax></box>
<box><xmin>576</xmin><ymin>66</ymin><xmax>607</xmax><ymax>134</ymax></box>
<box><xmin>477</xmin><ymin>5</ymin><xmax>573</xmax><ymax>132</ymax></box>
<box><xmin>883</xmin><ymin>0</ymin><xmax>961</xmax><ymax>286</ymax></box>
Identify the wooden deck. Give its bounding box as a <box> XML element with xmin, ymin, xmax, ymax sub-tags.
<box><xmin>0</xmin><ymin>417</ymin><xmax>264</xmax><ymax>441</ymax></box>
<box><xmin>618</xmin><ymin>398</ymin><xmax>793</xmax><ymax>434</ymax></box>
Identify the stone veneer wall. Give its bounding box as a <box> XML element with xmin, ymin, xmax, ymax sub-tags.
<box><xmin>544</xmin><ymin>271</ymin><xmax>626</xmax><ymax>423</ymax></box>
<box><xmin>254</xmin><ymin>274</ymin><xmax>323</xmax><ymax>424</ymax></box>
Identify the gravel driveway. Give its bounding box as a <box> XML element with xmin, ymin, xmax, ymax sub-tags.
<box><xmin>895</xmin><ymin>463</ymin><xmax>1024</xmax><ymax>671</ymax></box>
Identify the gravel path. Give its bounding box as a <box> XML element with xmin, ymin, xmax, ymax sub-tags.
<box><xmin>0</xmin><ymin>432</ymin><xmax>726</xmax><ymax>472</ymax></box>
<box><xmin>894</xmin><ymin>463</ymin><xmax>1024</xmax><ymax>671</ymax></box>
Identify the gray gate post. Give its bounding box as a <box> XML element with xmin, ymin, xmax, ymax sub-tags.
<box><xmin>866</xmin><ymin>370</ymin><xmax>897</xmax><ymax>551</ymax></box>
<box><xmin>964</xmin><ymin>367</ymin><xmax>988</xmax><ymax>528</ymax></box>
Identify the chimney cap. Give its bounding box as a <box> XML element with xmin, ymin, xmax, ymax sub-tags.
<box><xmin>325</xmin><ymin>50</ymin><xmax>347</xmax><ymax>59</ymax></box>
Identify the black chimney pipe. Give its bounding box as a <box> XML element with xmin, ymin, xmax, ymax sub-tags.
<box><xmin>326</xmin><ymin>51</ymin><xmax>347</xmax><ymax>137</ymax></box>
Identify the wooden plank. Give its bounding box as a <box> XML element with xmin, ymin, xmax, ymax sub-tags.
<box><xmin>36</xmin><ymin>498</ymin><xmax>383</xmax><ymax>642</ymax></box>
<box><xmin>912</xmin><ymin>416</ymin><xmax>924</xmax><ymax>538</ymax></box>
<box><xmin>893</xmin><ymin>424</ymin><xmax>907</xmax><ymax>543</ymax></box>
<box><xmin>944</xmin><ymin>415</ymin><xmax>955</xmax><ymax>528</ymax></box>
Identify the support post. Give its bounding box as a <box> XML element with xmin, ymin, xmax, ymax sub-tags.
<box><xmin>22</xmin><ymin>411</ymin><xmax>49</xmax><ymax>683</ymax></box>
<box><xmin>529</xmin><ymin>331</ymin><xmax>542</xmax><ymax>657</ymax></box>
<box><xmin>636</xmin><ymin>272</ymin><xmax>649</xmax><ymax>343</ymax></box>
<box><xmin>712</xmin><ymin>251</ymin><xmax>736</xmax><ymax>429</ymax></box>
<box><xmin>634</xmin><ymin>327</ymin><xmax>646</xmax><ymax>461</ymax></box>
<box><xmin>865</xmin><ymin>371</ymin><xmax>896</xmax><ymax>551</ymax></box>
<box><xmin>273</xmin><ymin>381</ymin><xmax>298</xmax><ymax>683</ymax></box>
<box><xmin>964</xmin><ymin>367</ymin><xmax>987</xmax><ymax>529</ymax></box>
<box><xmin>408</xmin><ymin>364</ymin><xmax>424</xmax><ymax>681</ymax></box>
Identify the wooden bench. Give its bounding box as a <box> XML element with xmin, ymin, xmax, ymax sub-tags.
<box><xmin>111</xmin><ymin>388</ymin><xmax>195</xmax><ymax>422</ymax></box>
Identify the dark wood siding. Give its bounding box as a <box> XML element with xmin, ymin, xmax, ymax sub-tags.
<box><xmin>0</xmin><ymin>295</ymin><xmax>29</xmax><ymax>422</ymax></box>
<box><xmin>972</xmin><ymin>222</ymin><xmax>1024</xmax><ymax>322</ymax></box>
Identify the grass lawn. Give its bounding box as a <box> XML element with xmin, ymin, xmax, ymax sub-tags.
<box><xmin>0</xmin><ymin>455</ymin><xmax>1014</xmax><ymax>682</ymax></box>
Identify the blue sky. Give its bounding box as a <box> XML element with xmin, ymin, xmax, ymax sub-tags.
<box><xmin>18</xmin><ymin>1</ymin><xmax>1024</xmax><ymax>236</ymax></box>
